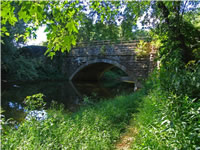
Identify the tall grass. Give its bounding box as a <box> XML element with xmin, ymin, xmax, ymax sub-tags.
<box><xmin>131</xmin><ymin>69</ymin><xmax>200</xmax><ymax>150</ymax></box>
<box><xmin>131</xmin><ymin>89</ymin><xmax>200</xmax><ymax>150</ymax></box>
<box><xmin>1</xmin><ymin>91</ymin><xmax>145</xmax><ymax>150</ymax></box>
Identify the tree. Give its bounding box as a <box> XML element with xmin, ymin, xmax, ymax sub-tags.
<box><xmin>153</xmin><ymin>1</ymin><xmax>200</xmax><ymax>64</ymax></box>
<box><xmin>1</xmin><ymin>1</ymin><xmax>150</xmax><ymax>58</ymax></box>
<box><xmin>1</xmin><ymin>1</ymin><xmax>199</xmax><ymax>61</ymax></box>
<box><xmin>76</xmin><ymin>13</ymin><xmax>120</xmax><ymax>42</ymax></box>
<box><xmin>1</xmin><ymin>2</ymin><xmax>28</xmax><ymax>80</ymax></box>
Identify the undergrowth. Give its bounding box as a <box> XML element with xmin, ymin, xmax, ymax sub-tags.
<box><xmin>2</xmin><ymin>65</ymin><xmax>199</xmax><ymax>149</ymax></box>
<box><xmin>1</xmin><ymin>90</ymin><xmax>145</xmax><ymax>150</ymax></box>
<box><xmin>131</xmin><ymin>66</ymin><xmax>200</xmax><ymax>150</ymax></box>
<box><xmin>131</xmin><ymin>89</ymin><xmax>200</xmax><ymax>150</ymax></box>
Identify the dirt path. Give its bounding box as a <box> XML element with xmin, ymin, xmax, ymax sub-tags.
<box><xmin>115</xmin><ymin>127</ymin><xmax>138</xmax><ymax>150</ymax></box>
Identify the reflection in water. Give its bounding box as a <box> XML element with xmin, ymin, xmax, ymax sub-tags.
<box><xmin>1</xmin><ymin>80</ymin><xmax>134</xmax><ymax>122</ymax></box>
<box><xmin>6</xmin><ymin>101</ymin><xmax>47</xmax><ymax>122</ymax></box>
<box><xmin>9</xmin><ymin>102</ymin><xmax>23</xmax><ymax>110</ymax></box>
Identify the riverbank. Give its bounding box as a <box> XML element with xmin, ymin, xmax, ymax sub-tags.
<box><xmin>2</xmin><ymin>75</ymin><xmax>199</xmax><ymax>149</ymax></box>
<box><xmin>131</xmin><ymin>89</ymin><xmax>199</xmax><ymax>149</ymax></box>
<box><xmin>1</xmin><ymin>88</ymin><xmax>146</xmax><ymax>149</ymax></box>
<box><xmin>118</xmin><ymin>77</ymin><xmax>199</xmax><ymax>150</ymax></box>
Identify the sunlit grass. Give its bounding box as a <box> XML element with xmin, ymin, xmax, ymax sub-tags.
<box><xmin>131</xmin><ymin>88</ymin><xmax>200</xmax><ymax>150</ymax></box>
<box><xmin>1</xmin><ymin>90</ymin><xmax>145</xmax><ymax>149</ymax></box>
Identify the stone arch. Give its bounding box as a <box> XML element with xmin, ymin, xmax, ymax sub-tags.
<box><xmin>69</xmin><ymin>59</ymin><xmax>129</xmax><ymax>81</ymax></box>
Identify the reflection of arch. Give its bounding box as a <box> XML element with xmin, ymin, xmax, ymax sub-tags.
<box><xmin>70</xmin><ymin>59</ymin><xmax>129</xmax><ymax>81</ymax></box>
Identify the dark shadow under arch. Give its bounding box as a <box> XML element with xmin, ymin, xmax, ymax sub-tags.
<box><xmin>70</xmin><ymin>59</ymin><xmax>129</xmax><ymax>81</ymax></box>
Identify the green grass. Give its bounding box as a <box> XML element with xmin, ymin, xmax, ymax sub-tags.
<box><xmin>2</xmin><ymin>71</ymin><xmax>199</xmax><ymax>149</ymax></box>
<box><xmin>1</xmin><ymin>90</ymin><xmax>146</xmax><ymax>150</ymax></box>
<box><xmin>131</xmin><ymin>88</ymin><xmax>200</xmax><ymax>150</ymax></box>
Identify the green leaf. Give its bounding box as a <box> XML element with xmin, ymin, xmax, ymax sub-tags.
<box><xmin>5</xmin><ymin>32</ymin><xmax>10</xmax><ymax>36</ymax></box>
<box><xmin>49</xmin><ymin>52</ymin><xmax>56</xmax><ymax>59</ymax></box>
<box><xmin>18</xmin><ymin>9</ymin><xmax>27</xmax><ymax>20</ymax></box>
<box><xmin>63</xmin><ymin>36</ymin><xmax>71</xmax><ymax>52</ymax></box>
<box><xmin>18</xmin><ymin>9</ymin><xmax>29</xmax><ymax>23</ymax></box>
<box><xmin>71</xmin><ymin>35</ymin><xmax>76</xmax><ymax>46</ymax></box>
<box><xmin>66</xmin><ymin>20</ymin><xmax>76</xmax><ymax>34</ymax></box>
<box><xmin>44</xmin><ymin>27</ymin><xmax>49</xmax><ymax>33</ymax></box>
<box><xmin>1</xmin><ymin>26</ymin><xmax>7</xmax><ymax>32</ymax></box>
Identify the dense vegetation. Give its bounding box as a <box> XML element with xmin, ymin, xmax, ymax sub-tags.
<box><xmin>2</xmin><ymin>45</ymin><xmax>67</xmax><ymax>81</ymax></box>
<box><xmin>1</xmin><ymin>1</ymin><xmax>200</xmax><ymax>150</ymax></box>
<box><xmin>131</xmin><ymin>69</ymin><xmax>200</xmax><ymax>149</ymax></box>
<box><xmin>1</xmin><ymin>90</ymin><xmax>143</xmax><ymax>149</ymax></box>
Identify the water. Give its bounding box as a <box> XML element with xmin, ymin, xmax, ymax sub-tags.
<box><xmin>1</xmin><ymin>80</ymin><xmax>134</xmax><ymax>122</ymax></box>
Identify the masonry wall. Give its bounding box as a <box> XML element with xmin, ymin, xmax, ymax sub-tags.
<box><xmin>62</xmin><ymin>41</ymin><xmax>155</xmax><ymax>83</ymax></box>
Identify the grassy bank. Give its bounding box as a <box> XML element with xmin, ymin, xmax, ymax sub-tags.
<box><xmin>131</xmin><ymin>88</ymin><xmax>200</xmax><ymax>150</ymax></box>
<box><xmin>2</xmin><ymin>69</ymin><xmax>199</xmax><ymax>149</ymax></box>
<box><xmin>128</xmin><ymin>67</ymin><xmax>200</xmax><ymax>150</ymax></box>
<box><xmin>1</xmin><ymin>90</ymin><xmax>146</xmax><ymax>150</ymax></box>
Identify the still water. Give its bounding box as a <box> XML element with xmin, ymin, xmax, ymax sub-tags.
<box><xmin>1</xmin><ymin>80</ymin><xmax>134</xmax><ymax>122</ymax></box>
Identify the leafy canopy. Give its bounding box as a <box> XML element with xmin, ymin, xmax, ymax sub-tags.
<box><xmin>1</xmin><ymin>1</ymin><xmax>150</xmax><ymax>58</ymax></box>
<box><xmin>1</xmin><ymin>1</ymin><xmax>199</xmax><ymax>60</ymax></box>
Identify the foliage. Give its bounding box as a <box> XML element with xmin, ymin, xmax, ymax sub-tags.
<box><xmin>1</xmin><ymin>1</ymin><xmax>18</xmax><ymax>38</ymax></box>
<box><xmin>1</xmin><ymin>89</ymin><xmax>145</xmax><ymax>150</ymax></box>
<box><xmin>1</xmin><ymin>1</ymin><xmax>199</xmax><ymax>56</ymax></box>
<box><xmin>1</xmin><ymin>1</ymin><xmax>152</xmax><ymax>58</ymax></box>
<box><xmin>132</xmin><ymin>30</ymin><xmax>150</xmax><ymax>40</ymax></box>
<box><xmin>2</xmin><ymin>66</ymin><xmax>199</xmax><ymax>149</ymax></box>
<box><xmin>1</xmin><ymin>3</ymin><xmax>28</xmax><ymax>80</ymax></box>
<box><xmin>135</xmin><ymin>40</ymin><xmax>152</xmax><ymax>57</ymax></box>
<box><xmin>135</xmin><ymin>40</ymin><xmax>160</xmax><ymax>57</ymax></box>
<box><xmin>24</xmin><ymin>93</ymin><xmax>46</xmax><ymax>111</ymax></box>
<box><xmin>131</xmin><ymin>2</ymin><xmax>200</xmax><ymax>148</ymax></box>
<box><xmin>10</xmin><ymin>56</ymin><xmax>39</xmax><ymax>81</ymax></box>
<box><xmin>120</xmin><ymin>1</ymin><xmax>150</xmax><ymax>40</ymax></box>
<box><xmin>101</xmin><ymin>67</ymin><xmax>127</xmax><ymax>81</ymax></box>
<box><xmin>131</xmin><ymin>2</ymin><xmax>200</xmax><ymax>147</ymax></box>
<box><xmin>3</xmin><ymin>45</ymin><xmax>66</xmax><ymax>81</ymax></box>
<box><xmin>139</xmin><ymin>1</ymin><xmax>200</xmax><ymax>95</ymax></box>
<box><xmin>160</xmin><ymin>61</ymin><xmax>200</xmax><ymax>98</ymax></box>
<box><xmin>152</xmin><ymin>1</ymin><xmax>200</xmax><ymax>64</ymax></box>
<box><xmin>4</xmin><ymin>55</ymin><xmax>64</xmax><ymax>82</ymax></box>
<box><xmin>131</xmin><ymin>73</ymin><xmax>200</xmax><ymax>149</ymax></box>
<box><xmin>77</xmin><ymin>14</ymin><xmax>121</xmax><ymax>42</ymax></box>
<box><xmin>1</xmin><ymin>1</ymin><xmax>80</xmax><ymax>58</ymax></box>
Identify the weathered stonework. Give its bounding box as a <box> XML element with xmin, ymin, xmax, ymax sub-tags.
<box><xmin>62</xmin><ymin>41</ymin><xmax>156</xmax><ymax>87</ymax></box>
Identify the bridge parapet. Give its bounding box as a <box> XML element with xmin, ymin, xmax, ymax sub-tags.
<box><xmin>76</xmin><ymin>39</ymin><xmax>148</xmax><ymax>46</ymax></box>
<box><xmin>69</xmin><ymin>40</ymin><xmax>140</xmax><ymax>57</ymax></box>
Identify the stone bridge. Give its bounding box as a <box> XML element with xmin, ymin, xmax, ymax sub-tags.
<box><xmin>62</xmin><ymin>40</ymin><xmax>156</xmax><ymax>87</ymax></box>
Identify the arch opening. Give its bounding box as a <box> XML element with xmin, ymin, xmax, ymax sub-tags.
<box><xmin>70</xmin><ymin>60</ymin><xmax>129</xmax><ymax>82</ymax></box>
